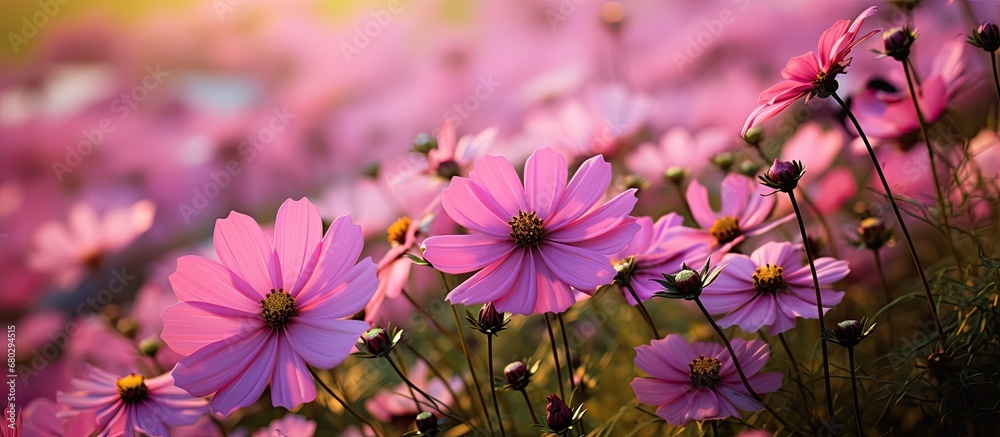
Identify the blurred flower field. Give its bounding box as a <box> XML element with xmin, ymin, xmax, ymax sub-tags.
<box><xmin>2</xmin><ymin>1</ymin><xmax>1000</xmax><ymax>436</ymax></box>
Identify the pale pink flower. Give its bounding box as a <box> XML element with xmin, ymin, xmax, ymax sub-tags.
<box><xmin>22</xmin><ymin>398</ymin><xmax>99</xmax><ymax>437</ymax></box>
<box><xmin>631</xmin><ymin>334</ymin><xmax>782</xmax><ymax>426</ymax></box>
<box><xmin>611</xmin><ymin>213</ymin><xmax>708</xmax><ymax>304</ymax></box>
<box><xmin>742</xmin><ymin>6</ymin><xmax>880</xmax><ymax>136</ymax></box>
<box><xmin>364</xmin><ymin>361</ymin><xmax>462</xmax><ymax>423</ymax></box>
<box><xmin>28</xmin><ymin>200</ymin><xmax>155</xmax><ymax>288</ymax></box>
<box><xmin>161</xmin><ymin>198</ymin><xmax>377</xmax><ymax>415</ymax></box>
<box><xmin>681</xmin><ymin>174</ymin><xmax>791</xmax><ymax>256</ymax></box>
<box><xmin>366</xmin><ymin>214</ymin><xmax>432</xmax><ymax>323</ymax></box>
<box><xmin>700</xmin><ymin>242</ymin><xmax>850</xmax><ymax>335</ymax></box>
<box><xmin>777</xmin><ymin>122</ymin><xmax>855</xmax><ymax>214</ymax></box>
<box><xmin>252</xmin><ymin>414</ymin><xmax>316</xmax><ymax>437</ymax></box>
<box><xmin>422</xmin><ymin>147</ymin><xmax>639</xmax><ymax>315</ymax></box>
<box><xmin>625</xmin><ymin>127</ymin><xmax>732</xmax><ymax>183</ymax></box>
<box><xmin>56</xmin><ymin>367</ymin><xmax>208</xmax><ymax>437</ymax></box>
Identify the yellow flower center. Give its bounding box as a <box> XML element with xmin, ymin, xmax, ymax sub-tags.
<box><xmin>116</xmin><ymin>373</ymin><xmax>148</xmax><ymax>405</ymax></box>
<box><xmin>261</xmin><ymin>289</ymin><xmax>296</xmax><ymax>330</ymax></box>
<box><xmin>509</xmin><ymin>211</ymin><xmax>545</xmax><ymax>248</ymax></box>
<box><xmin>689</xmin><ymin>355</ymin><xmax>722</xmax><ymax>389</ymax></box>
<box><xmin>753</xmin><ymin>264</ymin><xmax>785</xmax><ymax>295</ymax></box>
<box><xmin>387</xmin><ymin>216</ymin><xmax>413</xmax><ymax>246</ymax></box>
<box><xmin>709</xmin><ymin>216</ymin><xmax>741</xmax><ymax>244</ymax></box>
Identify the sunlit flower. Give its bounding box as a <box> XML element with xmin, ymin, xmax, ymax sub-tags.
<box><xmin>700</xmin><ymin>242</ymin><xmax>850</xmax><ymax>335</ymax></box>
<box><xmin>161</xmin><ymin>198</ymin><xmax>376</xmax><ymax>415</ymax></box>
<box><xmin>57</xmin><ymin>366</ymin><xmax>208</xmax><ymax>437</ymax></box>
<box><xmin>741</xmin><ymin>6</ymin><xmax>879</xmax><ymax>136</ymax></box>
<box><xmin>611</xmin><ymin>213</ymin><xmax>708</xmax><ymax>303</ymax></box>
<box><xmin>422</xmin><ymin>148</ymin><xmax>639</xmax><ymax>315</ymax></box>
<box><xmin>631</xmin><ymin>334</ymin><xmax>781</xmax><ymax>426</ymax></box>
<box><xmin>680</xmin><ymin>174</ymin><xmax>791</xmax><ymax>256</ymax></box>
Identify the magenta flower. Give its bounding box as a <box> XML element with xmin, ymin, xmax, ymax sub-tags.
<box><xmin>741</xmin><ymin>6</ymin><xmax>879</xmax><ymax>136</ymax></box>
<box><xmin>56</xmin><ymin>366</ymin><xmax>208</xmax><ymax>437</ymax></box>
<box><xmin>631</xmin><ymin>334</ymin><xmax>782</xmax><ymax>426</ymax></box>
<box><xmin>682</xmin><ymin>174</ymin><xmax>791</xmax><ymax>256</ymax></box>
<box><xmin>422</xmin><ymin>147</ymin><xmax>639</xmax><ymax>315</ymax></box>
<box><xmin>700</xmin><ymin>242</ymin><xmax>850</xmax><ymax>335</ymax></box>
<box><xmin>252</xmin><ymin>414</ymin><xmax>316</xmax><ymax>437</ymax></box>
<box><xmin>161</xmin><ymin>198</ymin><xmax>377</xmax><ymax>415</ymax></box>
<box><xmin>611</xmin><ymin>213</ymin><xmax>708</xmax><ymax>304</ymax></box>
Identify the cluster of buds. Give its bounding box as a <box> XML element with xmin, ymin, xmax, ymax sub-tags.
<box><xmin>822</xmin><ymin>318</ymin><xmax>876</xmax><ymax>348</ymax></box>
<box><xmin>466</xmin><ymin>302</ymin><xmax>510</xmax><ymax>336</ymax></box>
<box><xmin>880</xmin><ymin>26</ymin><xmax>918</xmax><ymax>61</ymax></box>
<box><xmin>353</xmin><ymin>326</ymin><xmax>403</xmax><ymax>359</ymax></box>
<box><xmin>968</xmin><ymin>22</ymin><xmax>1000</xmax><ymax>52</ymax></box>
<box><xmin>758</xmin><ymin>159</ymin><xmax>805</xmax><ymax>194</ymax></box>
<box><xmin>653</xmin><ymin>258</ymin><xmax>725</xmax><ymax>301</ymax></box>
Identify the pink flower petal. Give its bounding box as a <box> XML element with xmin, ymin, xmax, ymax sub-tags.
<box><xmin>441</xmin><ymin>177</ymin><xmax>513</xmax><ymax>236</ymax></box>
<box><xmin>286</xmin><ymin>318</ymin><xmax>369</xmax><ymax>369</ymax></box>
<box><xmin>422</xmin><ymin>234</ymin><xmax>514</xmax><ymax>274</ymax></box>
<box><xmin>446</xmin><ymin>251</ymin><xmax>524</xmax><ymax>305</ymax></box>
<box><xmin>631</xmin><ymin>378</ymin><xmax>688</xmax><ymax>407</ymax></box>
<box><xmin>214</xmin><ymin>211</ymin><xmax>277</xmax><ymax>293</ymax></box>
<box><xmin>168</xmin><ymin>255</ymin><xmax>261</xmax><ymax>311</ymax></box>
<box><xmin>297</xmin><ymin>259</ymin><xmax>377</xmax><ymax>318</ymax></box>
<box><xmin>467</xmin><ymin>154</ymin><xmax>527</xmax><ymax>217</ymax></box>
<box><xmin>161</xmin><ymin>302</ymin><xmax>262</xmax><ymax>356</ymax></box>
<box><xmin>532</xmin><ymin>258</ymin><xmax>577</xmax><ymax>314</ymax></box>
<box><xmin>547</xmin><ymin>189</ymin><xmax>637</xmax><ymax>237</ymax></box>
<box><xmin>685</xmin><ymin>178</ymin><xmax>718</xmax><ymax>229</ymax></box>
<box><xmin>273</xmin><ymin>198</ymin><xmax>323</xmax><ymax>295</ymax></box>
<box><xmin>173</xmin><ymin>330</ymin><xmax>270</xmax><ymax>398</ymax></box>
<box><xmin>270</xmin><ymin>340</ymin><xmax>317</xmax><ymax>409</ymax></box>
<box><xmin>297</xmin><ymin>215</ymin><xmax>364</xmax><ymax>303</ymax></box>
<box><xmin>492</xmin><ymin>252</ymin><xmax>538</xmax><ymax>315</ymax></box>
<box><xmin>547</xmin><ymin>154</ymin><xmax>612</xmax><ymax>227</ymax></box>
<box><xmin>207</xmin><ymin>336</ymin><xmax>277</xmax><ymax>416</ymax></box>
<box><xmin>523</xmin><ymin>147</ymin><xmax>567</xmax><ymax>221</ymax></box>
<box><xmin>538</xmin><ymin>242</ymin><xmax>617</xmax><ymax>291</ymax></box>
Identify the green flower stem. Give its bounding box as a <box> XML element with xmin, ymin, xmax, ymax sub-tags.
<box><xmin>786</xmin><ymin>189</ymin><xmax>835</xmax><ymax>418</ymax></box>
<box><xmin>557</xmin><ymin>313</ymin><xmax>576</xmax><ymax>393</ymax></box>
<box><xmin>848</xmin><ymin>346</ymin><xmax>863</xmax><ymax>437</ymax></box>
<box><xmin>544</xmin><ymin>312</ymin><xmax>566</xmax><ymax>401</ymax></box>
<box><xmin>486</xmin><ymin>335</ymin><xmax>507</xmax><ymax>437</ymax></box>
<box><xmin>623</xmin><ymin>282</ymin><xmax>661</xmax><ymax>338</ymax></box>
<box><xmin>308</xmin><ymin>366</ymin><xmax>379</xmax><ymax>436</ymax></box>
<box><xmin>831</xmin><ymin>91</ymin><xmax>947</xmax><ymax>353</ymax></box>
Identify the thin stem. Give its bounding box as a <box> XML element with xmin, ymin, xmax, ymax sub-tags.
<box><xmin>992</xmin><ymin>52</ymin><xmax>1000</xmax><ymax>107</ymax></box>
<box><xmin>487</xmin><ymin>335</ymin><xmax>507</xmax><ymax>437</ymax></box>
<box><xmin>403</xmin><ymin>342</ymin><xmax>463</xmax><ymax>415</ymax></box>
<box><xmin>622</xmin><ymin>282</ymin><xmax>661</xmax><ymax>338</ymax></box>
<box><xmin>848</xmin><ymin>347</ymin><xmax>864</xmax><ymax>437</ymax></box>
<box><xmin>386</xmin><ymin>356</ymin><xmax>445</xmax><ymax>412</ymax></box>
<box><xmin>308</xmin><ymin>366</ymin><xmax>379</xmax><ymax>436</ymax></box>
<box><xmin>787</xmin><ymin>190</ymin><xmax>835</xmax><ymax>418</ymax></box>
<box><xmin>901</xmin><ymin>59</ymin><xmax>961</xmax><ymax>265</ymax></box>
<box><xmin>832</xmin><ymin>91</ymin><xmax>947</xmax><ymax>352</ymax></box>
<box><xmin>776</xmin><ymin>332</ymin><xmax>800</xmax><ymax>376</ymax></box>
<box><xmin>519</xmin><ymin>389</ymin><xmax>541</xmax><ymax>425</ymax></box>
<box><xmin>693</xmin><ymin>297</ymin><xmax>792</xmax><ymax>431</ymax></box>
<box><xmin>871</xmin><ymin>249</ymin><xmax>894</xmax><ymax>348</ymax></box>
<box><xmin>450</xmin><ymin>304</ymin><xmax>495</xmax><ymax>436</ymax></box>
<box><xmin>544</xmin><ymin>313</ymin><xmax>566</xmax><ymax>400</ymax></box>
<box><xmin>673</xmin><ymin>181</ymin><xmax>694</xmax><ymax>224</ymax></box>
<box><xmin>799</xmin><ymin>190</ymin><xmax>840</xmax><ymax>259</ymax></box>
<box><xmin>557</xmin><ymin>313</ymin><xmax>577</xmax><ymax>393</ymax></box>
<box><xmin>401</xmin><ymin>287</ymin><xmax>463</xmax><ymax>347</ymax></box>
<box><xmin>396</xmin><ymin>355</ymin><xmax>422</xmax><ymax>412</ymax></box>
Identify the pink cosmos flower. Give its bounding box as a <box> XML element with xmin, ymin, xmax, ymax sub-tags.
<box><xmin>625</xmin><ymin>127</ymin><xmax>732</xmax><ymax>183</ymax></box>
<box><xmin>161</xmin><ymin>198</ymin><xmax>377</xmax><ymax>415</ymax></box>
<box><xmin>56</xmin><ymin>366</ymin><xmax>208</xmax><ymax>437</ymax></box>
<box><xmin>700</xmin><ymin>242</ymin><xmax>850</xmax><ymax>335</ymax></box>
<box><xmin>28</xmin><ymin>200</ymin><xmax>155</xmax><ymax>288</ymax></box>
<box><xmin>252</xmin><ymin>414</ymin><xmax>316</xmax><ymax>437</ymax></box>
<box><xmin>631</xmin><ymin>334</ymin><xmax>782</xmax><ymax>426</ymax></box>
<box><xmin>421</xmin><ymin>147</ymin><xmax>639</xmax><ymax>315</ymax></box>
<box><xmin>741</xmin><ymin>6</ymin><xmax>879</xmax><ymax>136</ymax></box>
<box><xmin>611</xmin><ymin>213</ymin><xmax>708</xmax><ymax>304</ymax></box>
<box><xmin>682</xmin><ymin>174</ymin><xmax>791</xmax><ymax>256</ymax></box>
<box><xmin>366</xmin><ymin>214</ymin><xmax>430</xmax><ymax>323</ymax></box>
<box><xmin>776</xmin><ymin>122</ymin><xmax>855</xmax><ymax>215</ymax></box>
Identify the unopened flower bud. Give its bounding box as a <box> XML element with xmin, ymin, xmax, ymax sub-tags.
<box><xmin>712</xmin><ymin>152</ymin><xmax>735</xmax><ymax>172</ymax></box>
<box><xmin>758</xmin><ymin>159</ymin><xmax>804</xmax><ymax>192</ymax></box>
<box><xmin>664</xmin><ymin>166</ymin><xmax>686</xmax><ymax>185</ymax></box>
<box><xmin>415</xmin><ymin>411</ymin><xmax>438</xmax><ymax>435</ymax></box>
<box><xmin>882</xmin><ymin>27</ymin><xmax>917</xmax><ymax>61</ymax></box>
<box><xmin>672</xmin><ymin>269</ymin><xmax>702</xmax><ymax>296</ymax></box>
<box><xmin>835</xmin><ymin>320</ymin><xmax>863</xmax><ymax>347</ymax></box>
<box><xmin>545</xmin><ymin>394</ymin><xmax>573</xmax><ymax>433</ymax></box>
<box><xmin>856</xmin><ymin>217</ymin><xmax>894</xmax><ymax>250</ymax></box>
<box><xmin>969</xmin><ymin>22</ymin><xmax>1000</xmax><ymax>52</ymax></box>
<box><xmin>361</xmin><ymin>328</ymin><xmax>391</xmax><ymax>356</ymax></box>
<box><xmin>504</xmin><ymin>361</ymin><xmax>530</xmax><ymax>390</ymax></box>
<box><xmin>477</xmin><ymin>302</ymin><xmax>505</xmax><ymax>334</ymax></box>
<box><xmin>743</xmin><ymin>126</ymin><xmax>763</xmax><ymax>146</ymax></box>
<box><xmin>138</xmin><ymin>338</ymin><xmax>161</xmax><ymax>357</ymax></box>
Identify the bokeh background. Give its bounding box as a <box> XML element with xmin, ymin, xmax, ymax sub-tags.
<box><xmin>3</xmin><ymin>1</ymin><xmax>1000</xmax><ymax>435</ymax></box>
